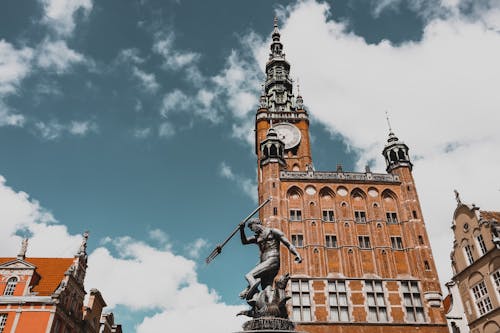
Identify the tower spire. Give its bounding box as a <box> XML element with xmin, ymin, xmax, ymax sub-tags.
<box><xmin>385</xmin><ymin>111</ymin><xmax>393</xmax><ymax>134</ymax></box>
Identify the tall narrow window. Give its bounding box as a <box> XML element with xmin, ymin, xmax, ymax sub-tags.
<box><xmin>391</xmin><ymin>236</ymin><xmax>403</xmax><ymax>250</ymax></box>
<box><xmin>472</xmin><ymin>281</ymin><xmax>493</xmax><ymax>316</ymax></box>
<box><xmin>322</xmin><ymin>210</ymin><xmax>335</xmax><ymax>221</ymax></box>
<box><xmin>291</xmin><ymin>234</ymin><xmax>304</xmax><ymax>247</ymax></box>
<box><xmin>354</xmin><ymin>211</ymin><xmax>366</xmax><ymax>223</ymax></box>
<box><xmin>365</xmin><ymin>280</ymin><xmax>388</xmax><ymax>322</ymax></box>
<box><xmin>476</xmin><ymin>235</ymin><xmax>487</xmax><ymax>256</ymax></box>
<box><xmin>0</xmin><ymin>314</ymin><xmax>7</xmax><ymax>333</ymax></box>
<box><xmin>290</xmin><ymin>209</ymin><xmax>302</xmax><ymax>221</ymax></box>
<box><xmin>325</xmin><ymin>235</ymin><xmax>337</xmax><ymax>248</ymax></box>
<box><xmin>291</xmin><ymin>280</ymin><xmax>312</xmax><ymax>322</ymax></box>
<box><xmin>358</xmin><ymin>236</ymin><xmax>371</xmax><ymax>249</ymax></box>
<box><xmin>402</xmin><ymin>281</ymin><xmax>425</xmax><ymax>322</ymax></box>
<box><xmin>464</xmin><ymin>245</ymin><xmax>474</xmax><ymax>265</ymax></box>
<box><xmin>418</xmin><ymin>235</ymin><xmax>424</xmax><ymax>245</ymax></box>
<box><xmin>386</xmin><ymin>212</ymin><xmax>398</xmax><ymax>224</ymax></box>
<box><xmin>412</xmin><ymin>210</ymin><xmax>418</xmax><ymax>219</ymax></box>
<box><xmin>3</xmin><ymin>277</ymin><xmax>17</xmax><ymax>296</ymax></box>
<box><xmin>328</xmin><ymin>281</ymin><xmax>349</xmax><ymax>321</ymax></box>
<box><xmin>273</xmin><ymin>207</ymin><xmax>278</xmax><ymax>215</ymax></box>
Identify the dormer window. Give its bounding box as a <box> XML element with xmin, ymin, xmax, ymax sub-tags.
<box><xmin>4</xmin><ymin>277</ymin><xmax>18</xmax><ymax>296</ymax></box>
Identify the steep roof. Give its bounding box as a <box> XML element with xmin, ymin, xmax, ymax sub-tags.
<box><xmin>480</xmin><ymin>210</ymin><xmax>500</xmax><ymax>221</ymax></box>
<box><xmin>0</xmin><ymin>257</ymin><xmax>74</xmax><ymax>296</ymax></box>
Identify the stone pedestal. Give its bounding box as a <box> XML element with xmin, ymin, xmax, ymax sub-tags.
<box><xmin>236</xmin><ymin>317</ymin><xmax>305</xmax><ymax>333</ymax></box>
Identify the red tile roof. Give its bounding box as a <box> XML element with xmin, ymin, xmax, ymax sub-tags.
<box><xmin>0</xmin><ymin>257</ymin><xmax>74</xmax><ymax>296</ymax></box>
<box><xmin>481</xmin><ymin>210</ymin><xmax>500</xmax><ymax>221</ymax></box>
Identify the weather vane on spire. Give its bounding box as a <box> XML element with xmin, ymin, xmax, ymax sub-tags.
<box><xmin>274</xmin><ymin>16</ymin><xmax>278</xmax><ymax>28</ymax></box>
<box><xmin>385</xmin><ymin>111</ymin><xmax>393</xmax><ymax>133</ymax></box>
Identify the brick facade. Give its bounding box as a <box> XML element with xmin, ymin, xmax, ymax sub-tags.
<box><xmin>253</xmin><ymin>20</ymin><xmax>448</xmax><ymax>332</ymax></box>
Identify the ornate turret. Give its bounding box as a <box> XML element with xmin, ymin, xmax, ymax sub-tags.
<box><xmin>260</xmin><ymin>127</ymin><xmax>286</xmax><ymax>167</ymax></box>
<box><xmin>382</xmin><ymin>130</ymin><xmax>413</xmax><ymax>173</ymax></box>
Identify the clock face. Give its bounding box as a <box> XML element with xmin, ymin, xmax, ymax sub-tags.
<box><xmin>274</xmin><ymin>123</ymin><xmax>301</xmax><ymax>149</ymax></box>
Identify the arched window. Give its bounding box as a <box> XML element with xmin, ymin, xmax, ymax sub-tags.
<box><xmin>4</xmin><ymin>277</ymin><xmax>18</xmax><ymax>296</ymax></box>
<box><xmin>382</xmin><ymin>190</ymin><xmax>399</xmax><ymax>224</ymax></box>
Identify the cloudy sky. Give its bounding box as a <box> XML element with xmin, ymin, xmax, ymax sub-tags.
<box><xmin>1</xmin><ymin>0</ymin><xmax>500</xmax><ymax>331</ymax></box>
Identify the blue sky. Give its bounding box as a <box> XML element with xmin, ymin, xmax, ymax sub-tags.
<box><xmin>1</xmin><ymin>0</ymin><xmax>500</xmax><ymax>332</ymax></box>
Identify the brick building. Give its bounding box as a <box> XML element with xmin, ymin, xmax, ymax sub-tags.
<box><xmin>448</xmin><ymin>194</ymin><xmax>500</xmax><ymax>333</ymax></box>
<box><xmin>254</xmin><ymin>19</ymin><xmax>448</xmax><ymax>332</ymax></box>
<box><xmin>0</xmin><ymin>235</ymin><xmax>122</xmax><ymax>333</ymax></box>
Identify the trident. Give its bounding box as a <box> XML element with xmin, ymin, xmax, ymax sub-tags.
<box><xmin>205</xmin><ymin>197</ymin><xmax>272</xmax><ymax>264</ymax></box>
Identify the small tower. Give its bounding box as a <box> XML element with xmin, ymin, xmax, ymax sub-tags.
<box><xmin>382</xmin><ymin>131</ymin><xmax>413</xmax><ymax>173</ymax></box>
<box><xmin>260</xmin><ymin>127</ymin><xmax>286</xmax><ymax>167</ymax></box>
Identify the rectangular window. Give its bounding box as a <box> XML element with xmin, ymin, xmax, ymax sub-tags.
<box><xmin>492</xmin><ymin>270</ymin><xmax>500</xmax><ymax>297</ymax></box>
<box><xmin>402</xmin><ymin>281</ymin><xmax>425</xmax><ymax>322</ymax></box>
<box><xmin>328</xmin><ymin>281</ymin><xmax>349</xmax><ymax>321</ymax></box>
<box><xmin>391</xmin><ymin>236</ymin><xmax>403</xmax><ymax>250</ymax></box>
<box><xmin>291</xmin><ymin>234</ymin><xmax>304</xmax><ymax>247</ymax></box>
<box><xmin>365</xmin><ymin>280</ymin><xmax>388</xmax><ymax>322</ymax></box>
<box><xmin>273</xmin><ymin>207</ymin><xmax>278</xmax><ymax>215</ymax></box>
<box><xmin>322</xmin><ymin>210</ymin><xmax>335</xmax><ymax>221</ymax></box>
<box><xmin>358</xmin><ymin>236</ymin><xmax>371</xmax><ymax>249</ymax></box>
<box><xmin>464</xmin><ymin>245</ymin><xmax>474</xmax><ymax>265</ymax></box>
<box><xmin>386</xmin><ymin>212</ymin><xmax>398</xmax><ymax>224</ymax></box>
<box><xmin>290</xmin><ymin>209</ymin><xmax>302</xmax><ymax>221</ymax></box>
<box><xmin>325</xmin><ymin>235</ymin><xmax>337</xmax><ymax>248</ymax></box>
<box><xmin>472</xmin><ymin>281</ymin><xmax>493</xmax><ymax>316</ymax></box>
<box><xmin>354</xmin><ymin>211</ymin><xmax>366</xmax><ymax>223</ymax></box>
<box><xmin>0</xmin><ymin>314</ymin><xmax>7</xmax><ymax>333</ymax></box>
<box><xmin>291</xmin><ymin>280</ymin><xmax>312</xmax><ymax>322</ymax></box>
<box><xmin>476</xmin><ymin>235</ymin><xmax>487</xmax><ymax>256</ymax></box>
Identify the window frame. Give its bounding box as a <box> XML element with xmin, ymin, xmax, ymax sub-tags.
<box><xmin>291</xmin><ymin>234</ymin><xmax>304</xmax><ymax>247</ymax></box>
<box><xmin>386</xmin><ymin>212</ymin><xmax>398</xmax><ymax>224</ymax></box>
<box><xmin>322</xmin><ymin>210</ymin><xmax>335</xmax><ymax>222</ymax></box>
<box><xmin>289</xmin><ymin>209</ymin><xmax>302</xmax><ymax>222</ymax></box>
<box><xmin>463</xmin><ymin>245</ymin><xmax>474</xmax><ymax>265</ymax></box>
<box><xmin>328</xmin><ymin>280</ymin><xmax>350</xmax><ymax>322</ymax></box>
<box><xmin>401</xmin><ymin>281</ymin><xmax>426</xmax><ymax>323</ymax></box>
<box><xmin>492</xmin><ymin>269</ymin><xmax>500</xmax><ymax>301</ymax></box>
<box><xmin>3</xmin><ymin>277</ymin><xmax>18</xmax><ymax>296</ymax></box>
<box><xmin>0</xmin><ymin>314</ymin><xmax>7</xmax><ymax>333</ymax></box>
<box><xmin>325</xmin><ymin>235</ymin><xmax>337</xmax><ymax>248</ymax></box>
<box><xmin>291</xmin><ymin>279</ymin><xmax>312</xmax><ymax>322</ymax></box>
<box><xmin>365</xmin><ymin>280</ymin><xmax>388</xmax><ymax>322</ymax></box>
<box><xmin>471</xmin><ymin>280</ymin><xmax>493</xmax><ymax>316</ymax></box>
<box><xmin>476</xmin><ymin>234</ymin><xmax>487</xmax><ymax>256</ymax></box>
<box><xmin>390</xmin><ymin>236</ymin><xmax>403</xmax><ymax>250</ymax></box>
<box><xmin>354</xmin><ymin>210</ymin><xmax>367</xmax><ymax>223</ymax></box>
<box><xmin>358</xmin><ymin>236</ymin><xmax>371</xmax><ymax>249</ymax></box>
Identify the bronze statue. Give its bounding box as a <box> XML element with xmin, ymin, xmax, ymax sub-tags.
<box><xmin>239</xmin><ymin>218</ymin><xmax>302</xmax><ymax>300</ymax></box>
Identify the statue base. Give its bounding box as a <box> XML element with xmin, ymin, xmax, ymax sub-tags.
<box><xmin>236</xmin><ymin>317</ymin><xmax>304</xmax><ymax>333</ymax></box>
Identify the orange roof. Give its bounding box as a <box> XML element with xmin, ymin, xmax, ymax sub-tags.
<box><xmin>0</xmin><ymin>257</ymin><xmax>74</xmax><ymax>296</ymax></box>
<box><xmin>481</xmin><ymin>210</ymin><xmax>500</xmax><ymax>221</ymax></box>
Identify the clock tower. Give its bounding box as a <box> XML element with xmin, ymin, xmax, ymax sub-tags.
<box><xmin>253</xmin><ymin>19</ymin><xmax>448</xmax><ymax>333</ymax></box>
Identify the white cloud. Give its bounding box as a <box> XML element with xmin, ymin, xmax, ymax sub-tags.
<box><xmin>36</xmin><ymin>119</ymin><xmax>97</xmax><ymax>139</ymax></box>
<box><xmin>36</xmin><ymin>39</ymin><xmax>86</xmax><ymax>74</ymax></box>
<box><xmin>0</xmin><ymin>175</ymin><xmax>80</xmax><ymax>257</ymax></box>
<box><xmin>0</xmin><ymin>101</ymin><xmax>25</xmax><ymax>127</ymax></box>
<box><xmin>148</xmin><ymin>228</ymin><xmax>170</xmax><ymax>248</ymax></box>
<box><xmin>1</xmin><ymin>175</ymin><xmax>246</xmax><ymax>333</ymax></box>
<box><xmin>134</xmin><ymin>127</ymin><xmax>152</xmax><ymax>138</ymax></box>
<box><xmin>132</xmin><ymin>67</ymin><xmax>160</xmax><ymax>93</ymax></box>
<box><xmin>153</xmin><ymin>33</ymin><xmax>200</xmax><ymax>71</ymax></box>
<box><xmin>185</xmin><ymin>238</ymin><xmax>209</xmax><ymax>259</ymax></box>
<box><xmin>118</xmin><ymin>48</ymin><xmax>145</xmax><ymax>64</ymax></box>
<box><xmin>252</xmin><ymin>0</ymin><xmax>500</xmax><ymax>288</ymax></box>
<box><xmin>69</xmin><ymin>120</ymin><xmax>97</xmax><ymax>135</ymax></box>
<box><xmin>219</xmin><ymin>162</ymin><xmax>257</xmax><ymax>202</ymax></box>
<box><xmin>0</xmin><ymin>40</ymin><xmax>34</xmax><ymax>95</ymax></box>
<box><xmin>158</xmin><ymin>121</ymin><xmax>176</xmax><ymax>138</ymax></box>
<box><xmin>39</xmin><ymin>0</ymin><xmax>93</xmax><ymax>37</ymax></box>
